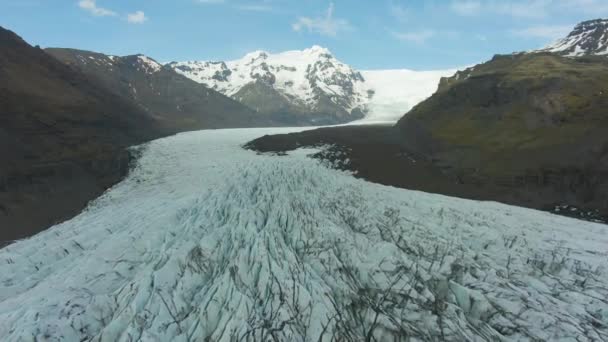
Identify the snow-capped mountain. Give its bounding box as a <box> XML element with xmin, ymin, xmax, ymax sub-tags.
<box><xmin>540</xmin><ymin>18</ymin><xmax>608</xmax><ymax>57</ymax></box>
<box><xmin>168</xmin><ymin>46</ymin><xmax>371</xmax><ymax>123</ymax></box>
<box><xmin>168</xmin><ymin>46</ymin><xmax>456</xmax><ymax>123</ymax></box>
<box><xmin>46</xmin><ymin>48</ymin><xmax>275</xmax><ymax>129</ymax></box>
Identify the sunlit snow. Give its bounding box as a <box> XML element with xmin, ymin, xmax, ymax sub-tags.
<box><xmin>169</xmin><ymin>49</ymin><xmax>457</xmax><ymax>124</ymax></box>
<box><xmin>0</xmin><ymin>127</ymin><xmax>606</xmax><ymax>341</ymax></box>
<box><xmin>169</xmin><ymin>46</ymin><xmax>369</xmax><ymax>112</ymax></box>
<box><xmin>359</xmin><ymin>69</ymin><xmax>457</xmax><ymax>122</ymax></box>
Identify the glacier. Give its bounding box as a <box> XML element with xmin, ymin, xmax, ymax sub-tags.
<box><xmin>0</xmin><ymin>127</ymin><xmax>607</xmax><ymax>341</ymax></box>
<box><xmin>168</xmin><ymin>47</ymin><xmax>459</xmax><ymax>124</ymax></box>
<box><xmin>359</xmin><ymin>69</ymin><xmax>457</xmax><ymax>123</ymax></box>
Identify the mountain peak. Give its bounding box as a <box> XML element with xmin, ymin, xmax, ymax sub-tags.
<box><xmin>541</xmin><ymin>18</ymin><xmax>608</xmax><ymax>57</ymax></box>
<box><xmin>304</xmin><ymin>45</ymin><xmax>332</xmax><ymax>56</ymax></box>
<box><xmin>0</xmin><ymin>26</ymin><xmax>29</xmax><ymax>49</ymax></box>
<box><xmin>135</xmin><ymin>54</ymin><xmax>162</xmax><ymax>73</ymax></box>
<box><xmin>121</xmin><ymin>54</ymin><xmax>163</xmax><ymax>73</ymax></box>
<box><xmin>242</xmin><ymin>50</ymin><xmax>269</xmax><ymax>62</ymax></box>
<box><xmin>575</xmin><ymin>18</ymin><xmax>608</xmax><ymax>30</ymax></box>
<box><xmin>240</xmin><ymin>46</ymin><xmax>332</xmax><ymax>61</ymax></box>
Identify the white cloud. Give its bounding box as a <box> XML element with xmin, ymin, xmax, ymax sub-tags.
<box><xmin>78</xmin><ymin>0</ymin><xmax>116</xmax><ymax>17</ymax></box>
<box><xmin>451</xmin><ymin>0</ymin><xmax>481</xmax><ymax>16</ymax></box>
<box><xmin>127</xmin><ymin>11</ymin><xmax>148</xmax><ymax>24</ymax></box>
<box><xmin>512</xmin><ymin>24</ymin><xmax>573</xmax><ymax>39</ymax></box>
<box><xmin>391</xmin><ymin>30</ymin><xmax>435</xmax><ymax>44</ymax></box>
<box><xmin>292</xmin><ymin>3</ymin><xmax>352</xmax><ymax>37</ymax></box>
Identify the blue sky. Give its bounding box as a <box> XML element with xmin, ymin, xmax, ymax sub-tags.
<box><xmin>1</xmin><ymin>0</ymin><xmax>608</xmax><ymax>69</ymax></box>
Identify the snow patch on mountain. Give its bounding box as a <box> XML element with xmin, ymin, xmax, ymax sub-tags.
<box><xmin>540</xmin><ymin>19</ymin><xmax>608</xmax><ymax>57</ymax></box>
<box><xmin>168</xmin><ymin>47</ymin><xmax>459</xmax><ymax>122</ymax></box>
<box><xmin>168</xmin><ymin>46</ymin><xmax>371</xmax><ymax>114</ymax></box>
<box><xmin>135</xmin><ymin>55</ymin><xmax>162</xmax><ymax>74</ymax></box>
<box><xmin>0</xmin><ymin>127</ymin><xmax>606</xmax><ymax>341</ymax></box>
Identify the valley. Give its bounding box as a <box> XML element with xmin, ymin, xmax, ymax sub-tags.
<box><xmin>1</xmin><ymin>10</ymin><xmax>608</xmax><ymax>342</ymax></box>
<box><xmin>1</xmin><ymin>127</ymin><xmax>606</xmax><ymax>341</ymax></box>
<box><xmin>248</xmin><ymin>20</ymin><xmax>608</xmax><ymax>223</ymax></box>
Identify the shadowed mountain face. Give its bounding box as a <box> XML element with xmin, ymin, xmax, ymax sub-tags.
<box><xmin>397</xmin><ymin>53</ymin><xmax>608</xmax><ymax>217</ymax></box>
<box><xmin>45</xmin><ymin>48</ymin><xmax>276</xmax><ymax>129</ymax></box>
<box><xmin>0</xmin><ymin>27</ymin><xmax>169</xmax><ymax>243</ymax></box>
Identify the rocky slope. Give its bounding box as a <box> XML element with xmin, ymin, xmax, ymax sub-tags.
<box><xmin>0</xmin><ymin>27</ymin><xmax>168</xmax><ymax>243</ymax></box>
<box><xmin>540</xmin><ymin>18</ymin><xmax>608</xmax><ymax>57</ymax></box>
<box><xmin>246</xmin><ymin>20</ymin><xmax>608</xmax><ymax>221</ymax></box>
<box><xmin>168</xmin><ymin>46</ymin><xmax>373</xmax><ymax>125</ymax></box>
<box><xmin>46</xmin><ymin>48</ymin><xmax>274</xmax><ymax>129</ymax></box>
<box><xmin>396</xmin><ymin>52</ymin><xmax>608</xmax><ymax>217</ymax></box>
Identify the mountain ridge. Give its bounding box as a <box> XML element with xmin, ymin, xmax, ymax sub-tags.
<box><xmin>167</xmin><ymin>46</ymin><xmax>372</xmax><ymax>124</ymax></box>
<box><xmin>539</xmin><ymin>18</ymin><xmax>608</xmax><ymax>57</ymax></box>
<box><xmin>168</xmin><ymin>46</ymin><xmax>457</xmax><ymax>123</ymax></box>
<box><xmin>0</xmin><ymin>26</ymin><xmax>168</xmax><ymax>243</ymax></box>
<box><xmin>245</xmin><ymin>19</ymin><xmax>608</xmax><ymax>222</ymax></box>
<box><xmin>45</xmin><ymin>48</ymin><xmax>279</xmax><ymax>130</ymax></box>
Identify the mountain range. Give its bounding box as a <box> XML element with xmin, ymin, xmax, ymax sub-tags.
<box><xmin>0</xmin><ymin>25</ymin><xmax>450</xmax><ymax>241</ymax></box>
<box><xmin>45</xmin><ymin>48</ymin><xmax>273</xmax><ymax>130</ymax></box>
<box><xmin>45</xmin><ymin>46</ymin><xmax>453</xmax><ymax>126</ymax></box>
<box><xmin>168</xmin><ymin>47</ymin><xmax>454</xmax><ymax>124</ymax></box>
<box><xmin>247</xmin><ymin>18</ymin><xmax>608</xmax><ymax>222</ymax></box>
<box><xmin>168</xmin><ymin>46</ymin><xmax>370</xmax><ymax>124</ymax></box>
<box><xmin>3</xmin><ymin>17</ymin><xmax>608</xmax><ymax>241</ymax></box>
<box><xmin>2</xmin><ymin>17</ymin><xmax>608</xmax><ymax>341</ymax></box>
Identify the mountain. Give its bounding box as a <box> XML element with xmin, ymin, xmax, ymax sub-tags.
<box><xmin>396</xmin><ymin>52</ymin><xmax>608</xmax><ymax>216</ymax></box>
<box><xmin>244</xmin><ymin>18</ymin><xmax>608</xmax><ymax>221</ymax></box>
<box><xmin>168</xmin><ymin>47</ymin><xmax>457</xmax><ymax>124</ymax></box>
<box><xmin>168</xmin><ymin>46</ymin><xmax>372</xmax><ymax>125</ymax></box>
<box><xmin>0</xmin><ymin>26</ymin><xmax>169</xmax><ymax>243</ymax></box>
<box><xmin>540</xmin><ymin>18</ymin><xmax>608</xmax><ymax>57</ymax></box>
<box><xmin>46</xmin><ymin>48</ymin><xmax>274</xmax><ymax>130</ymax></box>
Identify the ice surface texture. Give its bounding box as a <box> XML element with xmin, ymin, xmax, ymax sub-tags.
<box><xmin>1</xmin><ymin>127</ymin><xmax>606</xmax><ymax>341</ymax></box>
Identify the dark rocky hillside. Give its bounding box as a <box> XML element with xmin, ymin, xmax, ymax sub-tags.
<box><xmin>0</xmin><ymin>27</ymin><xmax>167</xmax><ymax>244</ymax></box>
<box><xmin>46</xmin><ymin>48</ymin><xmax>275</xmax><ymax>130</ymax></box>
<box><xmin>396</xmin><ymin>53</ymin><xmax>608</xmax><ymax>217</ymax></box>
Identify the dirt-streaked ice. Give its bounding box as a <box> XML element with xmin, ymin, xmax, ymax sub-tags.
<box><xmin>0</xmin><ymin>127</ymin><xmax>606</xmax><ymax>341</ymax></box>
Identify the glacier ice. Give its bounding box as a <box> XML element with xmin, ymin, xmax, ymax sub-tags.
<box><xmin>0</xmin><ymin>127</ymin><xmax>607</xmax><ymax>341</ymax></box>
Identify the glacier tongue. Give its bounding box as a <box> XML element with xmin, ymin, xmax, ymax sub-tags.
<box><xmin>358</xmin><ymin>69</ymin><xmax>457</xmax><ymax>123</ymax></box>
<box><xmin>1</xmin><ymin>127</ymin><xmax>607</xmax><ymax>341</ymax></box>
